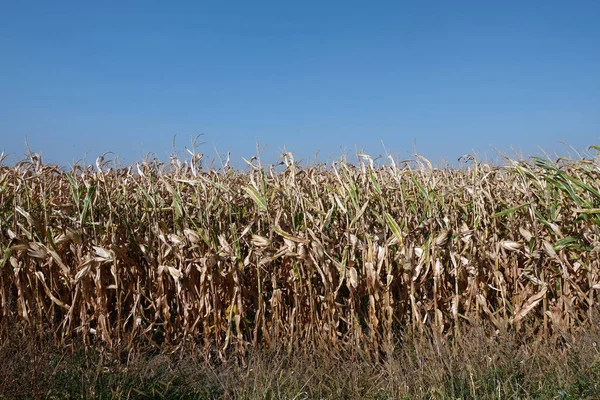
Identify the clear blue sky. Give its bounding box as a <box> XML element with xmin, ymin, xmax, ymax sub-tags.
<box><xmin>1</xmin><ymin>1</ymin><xmax>599</xmax><ymax>167</ymax></box>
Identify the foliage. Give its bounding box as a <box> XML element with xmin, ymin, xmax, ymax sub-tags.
<box><xmin>0</xmin><ymin>149</ymin><xmax>599</xmax><ymax>360</ymax></box>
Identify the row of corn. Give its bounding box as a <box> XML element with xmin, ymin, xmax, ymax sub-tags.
<box><xmin>0</xmin><ymin>150</ymin><xmax>599</xmax><ymax>358</ymax></box>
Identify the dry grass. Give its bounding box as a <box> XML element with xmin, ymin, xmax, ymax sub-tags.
<box><xmin>1</xmin><ymin>319</ymin><xmax>599</xmax><ymax>399</ymax></box>
<box><xmin>0</xmin><ymin>148</ymin><xmax>599</xmax><ymax>362</ymax></box>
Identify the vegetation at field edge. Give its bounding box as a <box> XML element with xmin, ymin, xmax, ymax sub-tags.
<box><xmin>0</xmin><ymin>146</ymin><xmax>600</xmax><ymax>398</ymax></box>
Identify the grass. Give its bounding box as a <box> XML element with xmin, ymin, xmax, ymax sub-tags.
<box><xmin>1</xmin><ymin>319</ymin><xmax>600</xmax><ymax>399</ymax></box>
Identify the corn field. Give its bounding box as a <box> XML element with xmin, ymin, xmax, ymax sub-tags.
<box><xmin>1</xmin><ymin>149</ymin><xmax>599</xmax><ymax>358</ymax></box>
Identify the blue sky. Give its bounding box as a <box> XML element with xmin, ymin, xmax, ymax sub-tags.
<box><xmin>1</xmin><ymin>1</ymin><xmax>599</xmax><ymax>167</ymax></box>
